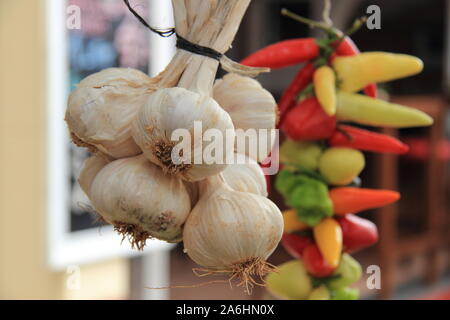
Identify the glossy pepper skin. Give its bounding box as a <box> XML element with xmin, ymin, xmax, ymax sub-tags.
<box><xmin>283</xmin><ymin>209</ymin><xmax>309</xmax><ymax>233</ymax></box>
<box><xmin>277</xmin><ymin>63</ymin><xmax>315</xmax><ymax>126</ymax></box>
<box><xmin>241</xmin><ymin>38</ymin><xmax>319</xmax><ymax>69</ymax></box>
<box><xmin>330</xmin><ymin>287</ymin><xmax>359</xmax><ymax>300</ymax></box>
<box><xmin>329</xmin><ymin>187</ymin><xmax>400</xmax><ymax>215</ymax></box>
<box><xmin>283</xmin><ymin>97</ymin><xmax>336</xmax><ymax>141</ymax></box>
<box><xmin>333</xmin><ymin>52</ymin><xmax>424</xmax><ymax>93</ymax></box>
<box><xmin>265</xmin><ymin>260</ymin><xmax>313</xmax><ymax>300</ymax></box>
<box><xmin>313</xmin><ymin>65</ymin><xmax>336</xmax><ymax>116</ymax></box>
<box><xmin>338</xmin><ymin>214</ymin><xmax>379</xmax><ymax>253</ymax></box>
<box><xmin>327</xmin><ymin>253</ymin><xmax>362</xmax><ymax>289</ymax></box>
<box><xmin>313</xmin><ymin>218</ymin><xmax>343</xmax><ymax>268</ymax></box>
<box><xmin>279</xmin><ymin>140</ymin><xmax>323</xmax><ymax>171</ymax></box>
<box><xmin>335</xmin><ymin>36</ymin><xmax>359</xmax><ymax>56</ymax></box>
<box><xmin>318</xmin><ymin>147</ymin><xmax>365</xmax><ymax>186</ymax></box>
<box><xmin>303</xmin><ymin>243</ymin><xmax>336</xmax><ymax>277</ymax></box>
<box><xmin>276</xmin><ymin>171</ymin><xmax>333</xmax><ymax>226</ymax></box>
<box><xmin>277</xmin><ymin>175</ymin><xmax>333</xmax><ymax>226</ymax></box>
<box><xmin>308</xmin><ymin>285</ymin><xmax>330</xmax><ymax>300</ymax></box>
<box><xmin>281</xmin><ymin>233</ymin><xmax>313</xmax><ymax>259</ymax></box>
<box><xmin>334</xmin><ymin>37</ymin><xmax>378</xmax><ymax>98</ymax></box>
<box><xmin>329</xmin><ymin>125</ymin><xmax>410</xmax><ymax>154</ymax></box>
<box><xmin>336</xmin><ymin>91</ymin><xmax>434</xmax><ymax>128</ymax></box>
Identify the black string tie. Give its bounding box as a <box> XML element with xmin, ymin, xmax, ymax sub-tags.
<box><xmin>123</xmin><ymin>0</ymin><xmax>269</xmax><ymax>76</ymax></box>
<box><xmin>175</xmin><ymin>35</ymin><xmax>223</xmax><ymax>61</ymax></box>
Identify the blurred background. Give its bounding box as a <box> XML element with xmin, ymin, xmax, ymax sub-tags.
<box><xmin>0</xmin><ymin>0</ymin><xmax>449</xmax><ymax>300</ymax></box>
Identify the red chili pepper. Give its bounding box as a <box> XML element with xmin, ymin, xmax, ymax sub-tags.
<box><xmin>277</xmin><ymin>63</ymin><xmax>315</xmax><ymax>126</ymax></box>
<box><xmin>282</xmin><ymin>97</ymin><xmax>336</xmax><ymax>141</ymax></box>
<box><xmin>303</xmin><ymin>243</ymin><xmax>336</xmax><ymax>277</ymax></box>
<box><xmin>363</xmin><ymin>83</ymin><xmax>378</xmax><ymax>98</ymax></box>
<box><xmin>338</xmin><ymin>214</ymin><xmax>379</xmax><ymax>253</ymax></box>
<box><xmin>335</xmin><ymin>37</ymin><xmax>360</xmax><ymax>56</ymax></box>
<box><xmin>240</xmin><ymin>38</ymin><xmax>319</xmax><ymax>69</ymax></box>
<box><xmin>329</xmin><ymin>125</ymin><xmax>410</xmax><ymax>154</ymax></box>
<box><xmin>334</xmin><ymin>37</ymin><xmax>378</xmax><ymax>98</ymax></box>
<box><xmin>281</xmin><ymin>233</ymin><xmax>313</xmax><ymax>259</ymax></box>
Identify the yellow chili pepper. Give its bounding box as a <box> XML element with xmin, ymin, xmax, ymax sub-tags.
<box><xmin>333</xmin><ymin>52</ymin><xmax>423</xmax><ymax>93</ymax></box>
<box><xmin>308</xmin><ymin>285</ymin><xmax>330</xmax><ymax>300</ymax></box>
<box><xmin>283</xmin><ymin>209</ymin><xmax>309</xmax><ymax>233</ymax></box>
<box><xmin>313</xmin><ymin>218</ymin><xmax>342</xmax><ymax>268</ymax></box>
<box><xmin>318</xmin><ymin>147</ymin><xmax>365</xmax><ymax>186</ymax></box>
<box><xmin>313</xmin><ymin>65</ymin><xmax>336</xmax><ymax>116</ymax></box>
<box><xmin>336</xmin><ymin>91</ymin><xmax>433</xmax><ymax>128</ymax></box>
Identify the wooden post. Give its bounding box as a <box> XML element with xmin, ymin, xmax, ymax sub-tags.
<box><xmin>375</xmin><ymin>127</ymin><xmax>399</xmax><ymax>300</ymax></box>
<box><xmin>424</xmin><ymin>107</ymin><xmax>445</xmax><ymax>284</ymax></box>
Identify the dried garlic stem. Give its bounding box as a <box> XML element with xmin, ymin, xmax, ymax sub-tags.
<box><xmin>176</xmin><ymin>0</ymin><xmax>251</xmax><ymax>94</ymax></box>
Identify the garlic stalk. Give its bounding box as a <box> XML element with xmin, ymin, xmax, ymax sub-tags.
<box><xmin>66</xmin><ymin>68</ymin><xmax>156</xmax><ymax>159</ymax></box>
<box><xmin>132</xmin><ymin>0</ymin><xmax>254</xmax><ymax>181</ymax></box>
<box><xmin>183</xmin><ymin>175</ymin><xmax>283</xmax><ymax>293</ymax></box>
<box><xmin>221</xmin><ymin>153</ymin><xmax>268</xmax><ymax>197</ymax></box>
<box><xmin>87</xmin><ymin>155</ymin><xmax>191</xmax><ymax>248</ymax></box>
<box><xmin>176</xmin><ymin>0</ymin><xmax>253</xmax><ymax>94</ymax></box>
<box><xmin>213</xmin><ymin>73</ymin><xmax>278</xmax><ymax>162</ymax></box>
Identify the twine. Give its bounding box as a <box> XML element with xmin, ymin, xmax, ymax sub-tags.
<box><xmin>123</xmin><ymin>0</ymin><xmax>269</xmax><ymax>77</ymax></box>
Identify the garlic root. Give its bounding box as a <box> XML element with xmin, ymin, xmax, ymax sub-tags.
<box><xmin>183</xmin><ymin>176</ymin><xmax>283</xmax><ymax>293</ymax></box>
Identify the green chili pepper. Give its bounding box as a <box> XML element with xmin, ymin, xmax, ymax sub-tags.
<box><xmin>327</xmin><ymin>253</ymin><xmax>362</xmax><ymax>289</ymax></box>
<box><xmin>275</xmin><ymin>170</ymin><xmax>333</xmax><ymax>226</ymax></box>
<box><xmin>275</xmin><ymin>170</ymin><xmax>301</xmax><ymax>197</ymax></box>
<box><xmin>330</xmin><ymin>287</ymin><xmax>360</xmax><ymax>300</ymax></box>
<box><xmin>279</xmin><ymin>140</ymin><xmax>323</xmax><ymax>171</ymax></box>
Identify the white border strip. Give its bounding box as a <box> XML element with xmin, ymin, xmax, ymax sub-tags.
<box><xmin>148</xmin><ymin>0</ymin><xmax>176</xmax><ymax>76</ymax></box>
<box><xmin>45</xmin><ymin>0</ymin><xmax>173</xmax><ymax>271</ymax></box>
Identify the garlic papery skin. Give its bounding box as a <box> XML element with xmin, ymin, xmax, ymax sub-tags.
<box><xmin>183</xmin><ymin>176</ymin><xmax>283</xmax><ymax>292</ymax></box>
<box><xmin>221</xmin><ymin>153</ymin><xmax>268</xmax><ymax>197</ymax></box>
<box><xmin>132</xmin><ymin>87</ymin><xmax>236</xmax><ymax>182</ymax></box>
<box><xmin>66</xmin><ymin>68</ymin><xmax>156</xmax><ymax>159</ymax></box>
<box><xmin>183</xmin><ymin>181</ymin><xmax>200</xmax><ymax>208</ymax></box>
<box><xmin>213</xmin><ymin>73</ymin><xmax>278</xmax><ymax>162</ymax></box>
<box><xmin>78</xmin><ymin>154</ymin><xmax>111</xmax><ymax>196</ymax></box>
<box><xmin>88</xmin><ymin>155</ymin><xmax>191</xmax><ymax>248</ymax></box>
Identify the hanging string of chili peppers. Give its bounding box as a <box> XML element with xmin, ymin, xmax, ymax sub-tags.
<box><xmin>242</xmin><ymin>5</ymin><xmax>433</xmax><ymax>300</ymax></box>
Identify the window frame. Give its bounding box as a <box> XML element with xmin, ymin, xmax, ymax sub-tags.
<box><xmin>45</xmin><ymin>0</ymin><xmax>175</xmax><ymax>270</ymax></box>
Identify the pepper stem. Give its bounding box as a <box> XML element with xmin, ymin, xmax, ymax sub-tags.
<box><xmin>281</xmin><ymin>8</ymin><xmax>337</xmax><ymax>37</ymax></box>
<box><xmin>346</xmin><ymin>16</ymin><xmax>368</xmax><ymax>36</ymax></box>
<box><xmin>281</xmin><ymin>8</ymin><xmax>367</xmax><ymax>42</ymax></box>
<box><xmin>332</xmin><ymin>16</ymin><xmax>368</xmax><ymax>51</ymax></box>
<box><xmin>322</xmin><ymin>0</ymin><xmax>333</xmax><ymax>27</ymax></box>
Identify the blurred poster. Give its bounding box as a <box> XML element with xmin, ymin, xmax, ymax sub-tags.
<box><xmin>68</xmin><ymin>0</ymin><xmax>150</xmax><ymax>231</ymax></box>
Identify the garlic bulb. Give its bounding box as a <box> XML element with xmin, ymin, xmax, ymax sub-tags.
<box><xmin>183</xmin><ymin>176</ymin><xmax>283</xmax><ymax>292</ymax></box>
<box><xmin>78</xmin><ymin>154</ymin><xmax>111</xmax><ymax>196</ymax></box>
<box><xmin>66</xmin><ymin>68</ymin><xmax>156</xmax><ymax>159</ymax></box>
<box><xmin>213</xmin><ymin>73</ymin><xmax>278</xmax><ymax>162</ymax></box>
<box><xmin>221</xmin><ymin>153</ymin><xmax>267</xmax><ymax>197</ymax></box>
<box><xmin>132</xmin><ymin>87</ymin><xmax>235</xmax><ymax>182</ymax></box>
<box><xmin>88</xmin><ymin>155</ymin><xmax>191</xmax><ymax>247</ymax></box>
<box><xmin>183</xmin><ymin>181</ymin><xmax>200</xmax><ymax>208</ymax></box>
